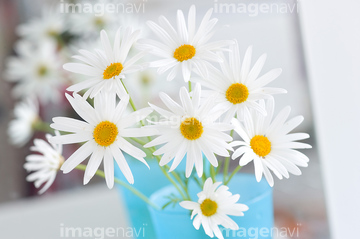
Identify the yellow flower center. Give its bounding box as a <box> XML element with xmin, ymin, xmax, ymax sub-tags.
<box><xmin>225</xmin><ymin>83</ymin><xmax>249</xmax><ymax>104</ymax></box>
<box><xmin>180</xmin><ymin>117</ymin><xmax>203</xmax><ymax>140</ymax></box>
<box><xmin>47</xmin><ymin>29</ymin><xmax>58</xmax><ymax>37</ymax></box>
<box><xmin>103</xmin><ymin>63</ymin><xmax>123</xmax><ymax>79</ymax></box>
<box><xmin>93</xmin><ymin>121</ymin><xmax>118</xmax><ymax>147</ymax></box>
<box><xmin>250</xmin><ymin>135</ymin><xmax>271</xmax><ymax>157</ymax></box>
<box><xmin>200</xmin><ymin>199</ymin><xmax>218</xmax><ymax>217</ymax></box>
<box><xmin>94</xmin><ymin>17</ymin><xmax>105</xmax><ymax>27</ymax></box>
<box><xmin>174</xmin><ymin>44</ymin><xmax>196</xmax><ymax>62</ymax></box>
<box><xmin>37</xmin><ymin>65</ymin><xmax>48</xmax><ymax>77</ymax></box>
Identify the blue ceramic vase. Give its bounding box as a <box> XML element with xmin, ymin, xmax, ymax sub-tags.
<box><xmin>148</xmin><ymin>174</ymin><xmax>273</xmax><ymax>239</ymax></box>
<box><xmin>114</xmin><ymin>155</ymin><xmax>170</xmax><ymax>239</ymax></box>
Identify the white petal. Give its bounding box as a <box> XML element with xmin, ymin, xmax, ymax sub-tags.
<box><xmin>112</xmin><ymin>145</ymin><xmax>135</xmax><ymax>184</ymax></box>
<box><xmin>61</xmin><ymin>141</ymin><xmax>94</xmax><ymax>173</ymax></box>
<box><xmin>104</xmin><ymin>148</ymin><xmax>115</xmax><ymax>189</ymax></box>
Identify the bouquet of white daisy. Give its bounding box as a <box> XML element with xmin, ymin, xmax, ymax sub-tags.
<box><xmin>5</xmin><ymin>3</ymin><xmax>311</xmax><ymax>239</ymax></box>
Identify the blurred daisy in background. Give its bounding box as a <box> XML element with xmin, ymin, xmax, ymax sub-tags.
<box><xmin>50</xmin><ymin>92</ymin><xmax>155</xmax><ymax>188</ymax></box>
<box><xmin>64</xmin><ymin>27</ymin><xmax>147</xmax><ymax>99</ymax></box>
<box><xmin>68</xmin><ymin>0</ymin><xmax>147</xmax><ymax>39</ymax></box>
<box><xmin>16</xmin><ymin>8</ymin><xmax>66</xmax><ymax>43</ymax></box>
<box><xmin>231</xmin><ymin>99</ymin><xmax>311</xmax><ymax>186</ymax></box>
<box><xmin>8</xmin><ymin>97</ymin><xmax>39</xmax><ymax>147</ymax></box>
<box><xmin>24</xmin><ymin>131</ymin><xmax>64</xmax><ymax>194</ymax></box>
<box><xmin>142</xmin><ymin>5</ymin><xmax>234</xmax><ymax>82</ymax></box>
<box><xmin>68</xmin><ymin>1</ymin><xmax>119</xmax><ymax>38</ymax></box>
<box><xmin>4</xmin><ymin>40</ymin><xmax>65</xmax><ymax>104</ymax></box>
<box><xmin>145</xmin><ymin>83</ymin><xmax>233</xmax><ymax>177</ymax></box>
<box><xmin>180</xmin><ymin>177</ymin><xmax>249</xmax><ymax>239</ymax></box>
<box><xmin>195</xmin><ymin>42</ymin><xmax>286</xmax><ymax>123</ymax></box>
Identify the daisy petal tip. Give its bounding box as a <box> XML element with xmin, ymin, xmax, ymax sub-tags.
<box><xmin>143</xmin><ymin>160</ymin><xmax>150</xmax><ymax>169</ymax></box>
<box><xmin>267</xmin><ymin>180</ymin><xmax>274</xmax><ymax>187</ymax></box>
<box><xmin>106</xmin><ymin>182</ymin><xmax>114</xmax><ymax>189</ymax></box>
<box><xmin>64</xmin><ymin>92</ymin><xmax>73</xmax><ymax>101</ymax></box>
<box><xmin>100</xmin><ymin>29</ymin><xmax>107</xmax><ymax>36</ymax></box>
<box><xmin>83</xmin><ymin>176</ymin><xmax>91</xmax><ymax>185</ymax></box>
<box><xmin>47</xmin><ymin>136</ymin><xmax>56</xmax><ymax>144</ymax></box>
<box><xmin>60</xmin><ymin>167</ymin><xmax>70</xmax><ymax>174</ymax></box>
<box><xmin>179</xmin><ymin>201</ymin><xmax>185</xmax><ymax>208</ymax></box>
<box><xmin>63</xmin><ymin>63</ymin><xmax>69</xmax><ymax>70</ymax></box>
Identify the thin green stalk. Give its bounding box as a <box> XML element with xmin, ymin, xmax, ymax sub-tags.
<box><xmin>120</xmin><ymin>79</ymin><xmax>190</xmax><ymax>200</ymax></box>
<box><xmin>130</xmin><ymin>137</ymin><xmax>147</xmax><ymax>146</ymax></box>
<box><xmin>216</xmin><ymin>160</ymin><xmax>223</xmax><ymax>175</ymax></box>
<box><xmin>147</xmin><ymin>146</ymin><xmax>190</xmax><ymax>200</ymax></box>
<box><xmin>129</xmin><ymin>137</ymin><xmax>187</xmax><ymax>194</ymax></box>
<box><xmin>201</xmin><ymin>171</ymin><xmax>207</xmax><ymax>184</ymax></box>
<box><xmin>33</xmin><ymin>120</ymin><xmax>54</xmax><ymax>134</ymax></box>
<box><xmin>188</xmin><ymin>81</ymin><xmax>192</xmax><ymax>92</ymax></box>
<box><xmin>224</xmin><ymin>165</ymin><xmax>242</xmax><ymax>185</ymax></box>
<box><xmin>210</xmin><ymin>165</ymin><xmax>216</xmax><ymax>182</ymax></box>
<box><xmin>154</xmin><ymin>155</ymin><xmax>187</xmax><ymax>199</ymax></box>
<box><xmin>223</xmin><ymin>129</ymin><xmax>234</xmax><ymax>182</ymax></box>
<box><xmin>121</xmin><ymin>79</ymin><xmax>137</xmax><ymax>112</ymax></box>
<box><xmin>75</xmin><ymin>164</ymin><xmax>160</xmax><ymax>210</ymax></box>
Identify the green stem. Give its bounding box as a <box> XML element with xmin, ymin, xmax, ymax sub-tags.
<box><xmin>156</xmin><ymin>156</ymin><xmax>187</xmax><ymax>199</ymax></box>
<box><xmin>147</xmin><ymin>147</ymin><xmax>189</xmax><ymax>200</ymax></box>
<box><xmin>201</xmin><ymin>172</ymin><xmax>207</xmax><ymax>184</ymax></box>
<box><xmin>188</xmin><ymin>81</ymin><xmax>192</xmax><ymax>92</ymax></box>
<box><xmin>120</xmin><ymin>79</ymin><xmax>190</xmax><ymax>200</ymax></box>
<box><xmin>129</xmin><ymin>137</ymin><xmax>147</xmax><ymax>146</ymax></box>
<box><xmin>223</xmin><ymin>130</ymin><xmax>234</xmax><ymax>182</ymax></box>
<box><xmin>216</xmin><ymin>160</ymin><xmax>223</xmax><ymax>176</ymax></box>
<box><xmin>121</xmin><ymin>79</ymin><xmax>137</xmax><ymax>112</ymax></box>
<box><xmin>224</xmin><ymin>165</ymin><xmax>242</xmax><ymax>185</ymax></box>
<box><xmin>33</xmin><ymin>120</ymin><xmax>54</xmax><ymax>134</ymax></box>
<box><xmin>210</xmin><ymin>165</ymin><xmax>216</xmax><ymax>182</ymax></box>
<box><xmin>75</xmin><ymin>164</ymin><xmax>160</xmax><ymax>210</ymax></box>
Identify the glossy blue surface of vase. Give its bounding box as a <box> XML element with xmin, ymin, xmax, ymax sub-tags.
<box><xmin>114</xmin><ymin>155</ymin><xmax>170</xmax><ymax>239</ymax></box>
<box><xmin>148</xmin><ymin>174</ymin><xmax>273</xmax><ymax>239</ymax></box>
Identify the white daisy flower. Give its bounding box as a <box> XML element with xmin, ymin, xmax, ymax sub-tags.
<box><xmin>180</xmin><ymin>178</ymin><xmax>249</xmax><ymax>239</ymax></box>
<box><xmin>49</xmin><ymin>92</ymin><xmax>155</xmax><ymax>188</ymax></box>
<box><xmin>24</xmin><ymin>131</ymin><xmax>64</xmax><ymax>194</ymax></box>
<box><xmin>145</xmin><ymin>83</ymin><xmax>233</xmax><ymax>177</ymax></box>
<box><xmin>8</xmin><ymin>98</ymin><xmax>39</xmax><ymax>147</ymax></box>
<box><xmin>16</xmin><ymin>8</ymin><xmax>66</xmax><ymax>43</ymax></box>
<box><xmin>231</xmin><ymin>99</ymin><xmax>312</xmax><ymax>187</ymax></box>
<box><xmin>196</xmin><ymin>42</ymin><xmax>286</xmax><ymax>123</ymax></box>
<box><xmin>5</xmin><ymin>40</ymin><xmax>64</xmax><ymax>104</ymax></box>
<box><xmin>142</xmin><ymin>5</ymin><xmax>234</xmax><ymax>82</ymax></box>
<box><xmin>64</xmin><ymin>27</ymin><xmax>147</xmax><ymax>99</ymax></box>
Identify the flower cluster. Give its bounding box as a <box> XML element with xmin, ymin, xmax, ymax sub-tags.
<box><xmin>5</xmin><ymin>3</ymin><xmax>311</xmax><ymax>239</ymax></box>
